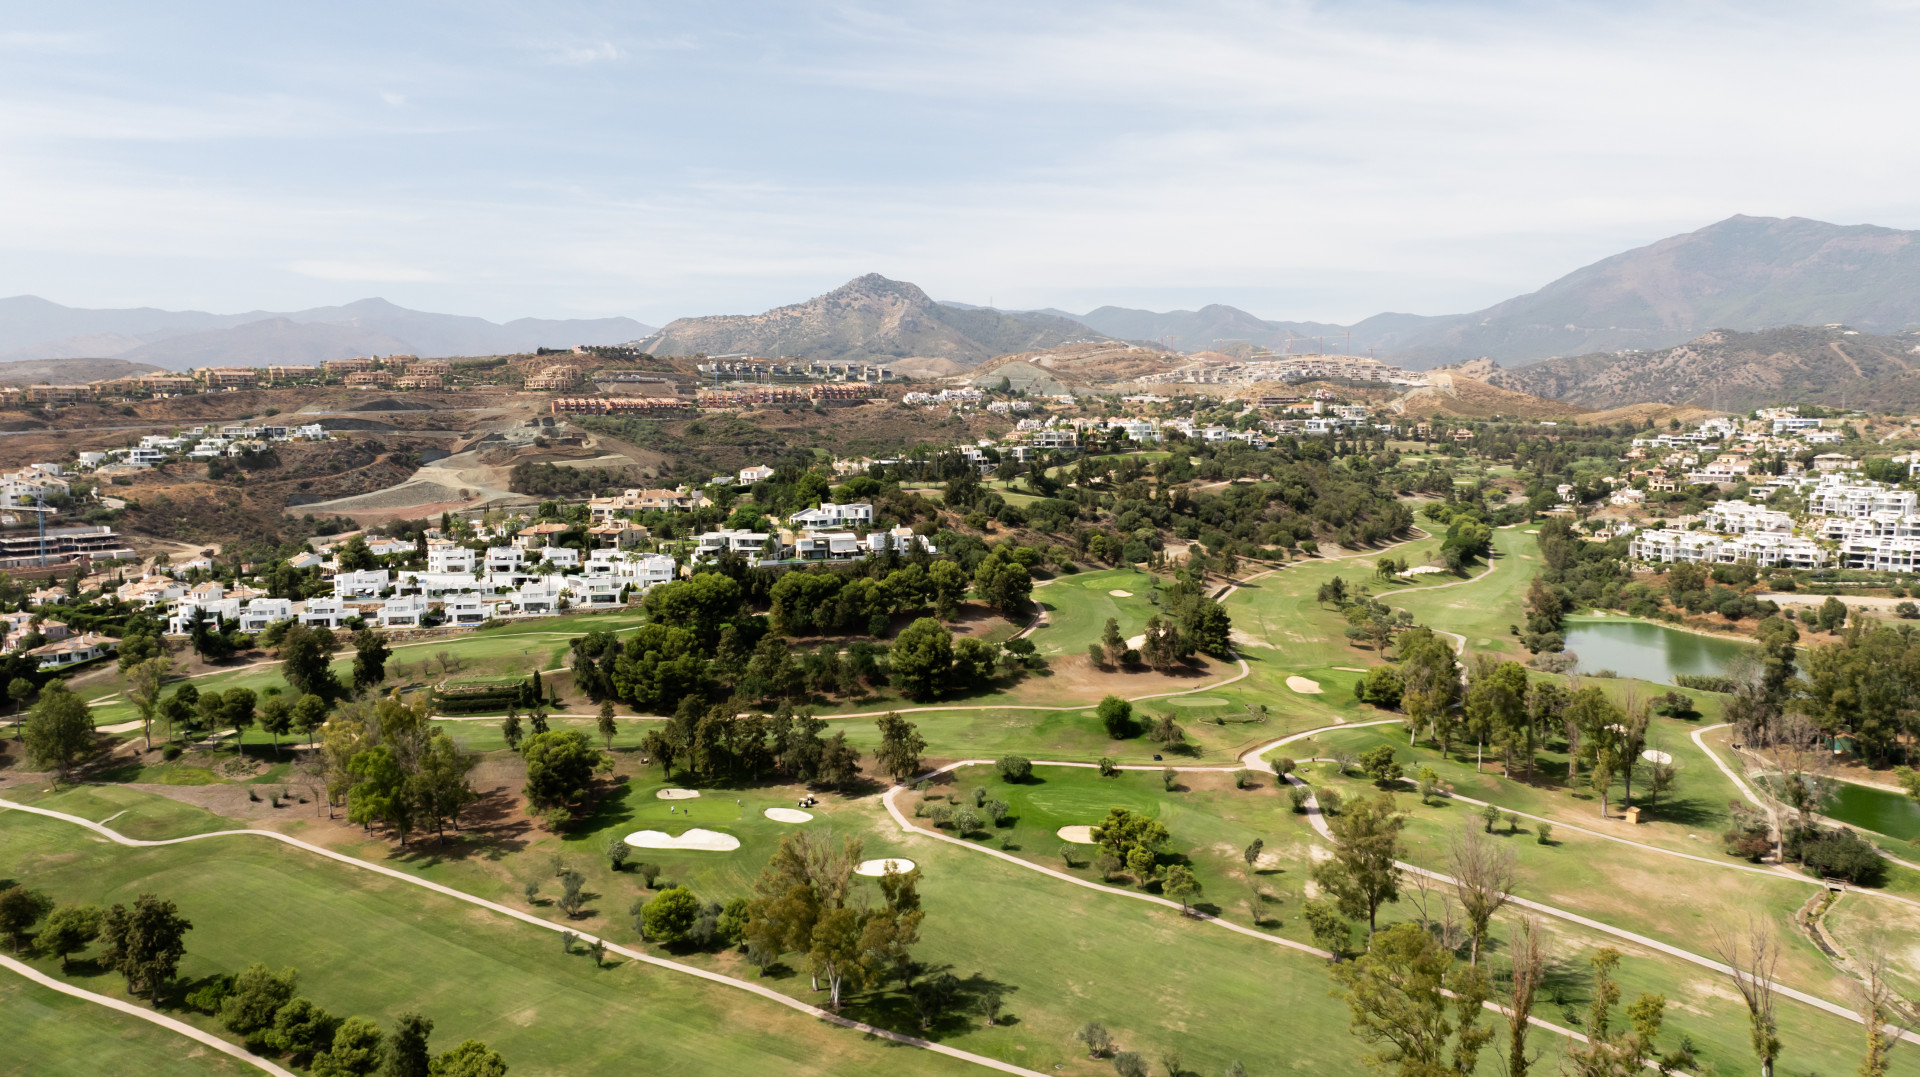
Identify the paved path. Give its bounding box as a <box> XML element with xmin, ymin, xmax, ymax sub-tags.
<box><xmin>0</xmin><ymin>952</ymin><xmax>296</xmax><ymax>1076</ymax></box>
<box><xmin>1276</xmin><ymin>771</ymin><xmax>1920</xmax><ymax>1046</ymax></box>
<box><xmin>0</xmin><ymin>797</ymin><xmax>1053</xmax><ymax>1077</ymax></box>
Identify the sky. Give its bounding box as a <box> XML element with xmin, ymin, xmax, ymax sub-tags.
<box><xmin>5</xmin><ymin>1</ymin><xmax>1920</xmax><ymax>327</ymax></box>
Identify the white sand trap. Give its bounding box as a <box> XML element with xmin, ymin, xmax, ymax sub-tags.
<box><xmin>1333</xmin><ymin>666</ymin><xmax>1366</xmax><ymax>673</ymax></box>
<box><xmin>656</xmin><ymin>789</ymin><xmax>701</xmax><ymax>800</ymax></box>
<box><xmin>1524</xmin><ymin>529</ymin><xmax>1540</xmax><ymax>534</ymax></box>
<box><xmin>1109</xmin><ymin>589</ymin><xmax>1134</xmax><ymax>597</ymax></box>
<box><xmin>1056</xmin><ymin>825</ymin><xmax>1099</xmax><ymax>844</ymax></box>
<box><xmin>1407</xmin><ymin>565</ymin><xmax>1444</xmax><ymax>575</ymax></box>
<box><xmin>764</xmin><ymin>807</ymin><xmax>813</xmax><ymax>823</ymax></box>
<box><xmin>1286</xmin><ymin>676</ymin><xmax>1323</xmax><ymax>694</ymax></box>
<box><xmin>854</xmin><ymin>858</ymin><xmax>916</xmax><ymax>877</ymax></box>
<box><xmin>1641</xmin><ymin>749</ymin><xmax>1674</xmax><ymax>765</ymax></box>
<box><xmin>623</xmin><ymin>828</ymin><xmax>739</xmax><ymax>851</ymax></box>
<box><xmin>1125</xmin><ymin>634</ymin><xmax>1146</xmax><ymax>649</ymax></box>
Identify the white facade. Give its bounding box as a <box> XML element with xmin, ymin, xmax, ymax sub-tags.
<box><xmin>1842</xmin><ymin>536</ymin><xmax>1920</xmax><ymax>572</ymax></box>
<box><xmin>738</xmin><ymin>465</ymin><xmax>775</xmax><ymax>484</ymax></box>
<box><xmin>484</xmin><ymin>546</ymin><xmax>524</xmax><ymax>573</ymax></box>
<box><xmin>1629</xmin><ymin>529</ymin><xmax>1825</xmax><ymax>569</ymax></box>
<box><xmin>1805</xmin><ymin>479</ymin><xmax>1918</xmax><ymax>518</ymax></box>
<box><xmin>332</xmin><ymin>569</ymin><xmax>390</xmax><ymax>598</ymax></box>
<box><xmin>237</xmin><ymin>598</ymin><xmax>294</xmax><ymax>632</ymax></box>
<box><xmin>788</xmin><ymin>502</ymin><xmax>874</xmax><ymax>531</ymax></box>
<box><xmin>299</xmin><ymin>597</ymin><xmax>349</xmax><ymax>628</ymax></box>
<box><xmin>1701</xmin><ymin>502</ymin><xmax>1793</xmax><ymax>534</ymax></box>
<box><xmin>378</xmin><ymin>594</ymin><xmax>429</xmax><ymax>627</ymax></box>
<box><xmin>694</xmin><ymin>529</ymin><xmax>771</xmax><ymax>563</ymax></box>
<box><xmin>444</xmin><ymin>596</ymin><xmax>491</xmax><ymax>624</ymax></box>
<box><xmin>793</xmin><ymin>532</ymin><xmax>866</xmax><ymax>561</ymax></box>
<box><xmin>168</xmin><ymin>597</ymin><xmax>240</xmax><ymax>635</ymax></box>
<box><xmin>426</xmin><ymin>545</ymin><xmax>475</xmax><ymax>574</ymax></box>
<box><xmin>866</xmin><ymin>526</ymin><xmax>936</xmax><ymax>555</ymax></box>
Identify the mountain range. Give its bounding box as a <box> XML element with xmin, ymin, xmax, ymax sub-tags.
<box><xmin>0</xmin><ymin>295</ymin><xmax>656</xmax><ymax>371</ymax></box>
<box><xmin>1054</xmin><ymin>215</ymin><xmax>1920</xmax><ymax>368</ymax></box>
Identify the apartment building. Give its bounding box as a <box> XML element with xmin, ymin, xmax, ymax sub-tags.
<box><xmin>788</xmin><ymin>502</ymin><xmax>874</xmax><ymax>531</ymax></box>
<box><xmin>1628</xmin><ymin>529</ymin><xmax>1825</xmax><ymax>569</ymax></box>
<box><xmin>1804</xmin><ymin>478</ymin><xmax>1918</xmax><ymax>518</ymax></box>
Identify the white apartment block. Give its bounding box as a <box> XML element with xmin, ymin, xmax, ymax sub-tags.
<box><xmin>1804</xmin><ymin>478</ymin><xmax>1918</xmax><ymax>518</ymax></box>
<box><xmin>332</xmin><ymin>569</ymin><xmax>390</xmax><ymax>598</ymax></box>
<box><xmin>1701</xmin><ymin>502</ymin><xmax>1793</xmax><ymax>534</ymax></box>
<box><xmin>378</xmin><ymin>594</ymin><xmax>429</xmax><ymax>628</ymax></box>
<box><xmin>1842</xmin><ymin>536</ymin><xmax>1920</xmax><ymax>573</ymax></box>
<box><xmin>1629</xmin><ymin>529</ymin><xmax>1825</xmax><ymax>569</ymax></box>
<box><xmin>694</xmin><ymin>530</ymin><xmax>772</xmax><ymax>562</ymax></box>
<box><xmin>426</xmin><ymin>544</ymin><xmax>475</xmax><ymax>574</ymax></box>
<box><xmin>484</xmin><ymin>546</ymin><xmax>525</xmax><ymax>573</ymax></box>
<box><xmin>299</xmin><ymin>597</ymin><xmax>350</xmax><ymax>628</ymax></box>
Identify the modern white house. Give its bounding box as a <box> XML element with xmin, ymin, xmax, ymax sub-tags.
<box><xmin>793</xmin><ymin>532</ymin><xmax>866</xmax><ymax>562</ymax></box>
<box><xmin>168</xmin><ymin>597</ymin><xmax>241</xmax><ymax>635</ymax></box>
<box><xmin>693</xmin><ymin>529</ymin><xmax>772</xmax><ymax>563</ymax></box>
<box><xmin>299</xmin><ymin>597</ymin><xmax>350</xmax><ymax>628</ymax></box>
<box><xmin>866</xmin><ymin>526</ymin><xmax>935</xmax><ymax>554</ymax></box>
<box><xmin>237</xmin><ymin>598</ymin><xmax>295</xmax><ymax>633</ymax></box>
<box><xmin>484</xmin><ymin>546</ymin><xmax>524</xmax><ymax>573</ymax></box>
<box><xmin>566</xmin><ymin>576</ymin><xmax>625</xmax><ymax>607</ymax></box>
<box><xmin>443</xmin><ymin>595</ymin><xmax>491</xmax><ymax>625</ymax></box>
<box><xmin>426</xmin><ymin>544</ymin><xmax>476</xmax><ymax>574</ymax></box>
<box><xmin>515</xmin><ymin>578</ymin><xmax>563</xmax><ymax>614</ymax></box>
<box><xmin>535</xmin><ymin>545</ymin><xmax>580</xmax><ymax>568</ymax></box>
<box><xmin>787</xmin><ymin>502</ymin><xmax>874</xmax><ymax>531</ymax></box>
<box><xmin>739</xmin><ymin>465</ymin><xmax>775</xmax><ymax>485</ymax></box>
<box><xmin>378</xmin><ymin>594</ymin><xmax>429</xmax><ymax>628</ymax></box>
<box><xmin>332</xmin><ymin>569</ymin><xmax>390</xmax><ymax>598</ymax></box>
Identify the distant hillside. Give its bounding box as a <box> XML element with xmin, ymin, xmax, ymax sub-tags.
<box><xmin>0</xmin><ymin>357</ymin><xmax>161</xmax><ymax>385</ymax></box>
<box><xmin>1485</xmin><ymin>325</ymin><xmax>1920</xmax><ymax>412</ymax></box>
<box><xmin>641</xmin><ymin>274</ymin><xmax>1105</xmax><ymax>364</ymax></box>
<box><xmin>1066</xmin><ymin>215</ymin><xmax>1920</xmax><ymax>368</ymax></box>
<box><xmin>0</xmin><ymin>295</ymin><xmax>656</xmax><ymax>370</ymax></box>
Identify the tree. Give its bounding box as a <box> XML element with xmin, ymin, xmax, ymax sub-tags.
<box><xmin>0</xmin><ymin>886</ymin><xmax>52</xmax><ymax>951</ymax></box>
<box><xmin>1563</xmin><ymin>948</ymin><xmax>1673</xmax><ymax>1077</ymax></box>
<box><xmin>1163</xmin><ymin>864</ymin><xmax>1202</xmax><ymax>913</ymax></box>
<box><xmin>891</xmin><ymin>618</ymin><xmax>953</xmax><ymax>700</ymax></box>
<box><xmin>7</xmin><ymin>675</ymin><xmax>35</xmax><ymax>729</ymax></box>
<box><xmin>337</xmin><ymin>535</ymin><xmax>376</xmax><ymax>572</ymax></box>
<box><xmin>1302</xmin><ymin>899</ymin><xmax>1351</xmax><ymax>959</ymax></box>
<box><xmin>1503</xmin><ymin>917</ymin><xmax>1545</xmax><ymax>1077</ymax></box>
<box><xmin>997</xmin><ymin>754</ymin><xmax>1032</xmax><ymax>782</ymax></box>
<box><xmin>1112</xmin><ymin>1052</ymin><xmax>1148</xmax><ymax>1077</ymax></box>
<box><xmin>260</xmin><ymin>694</ymin><xmax>294</xmax><ymax>757</ymax></box>
<box><xmin>268</xmin><ymin>997</ymin><xmax>340</xmax><ymax>1063</ymax></box>
<box><xmin>1077</xmin><ymin>1021</ymin><xmax>1114</xmax><ymax>1058</ymax></box>
<box><xmin>126</xmin><ymin>655</ymin><xmax>173</xmax><ymax>751</ymax></box>
<box><xmin>221</xmin><ymin>962</ymin><xmax>299</xmax><ymax>1041</ymax></box>
<box><xmin>1709</xmin><ymin>920</ymin><xmax>1782</xmax><ymax>1077</ymax></box>
<box><xmin>1097</xmin><ymin>695</ymin><xmax>1135</xmax><ymax>738</ymax></box>
<box><xmin>293</xmin><ymin>693</ymin><xmax>331</xmax><ymax>747</ymax></box>
<box><xmin>384</xmin><ymin>1012</ymin><xmax>434</xmax><ymax>1077</ymax></box>
<box><xmin>873</xmin><ymin>711</ymin><xmax>927</xmax><ymax>783</ymax></box>
<box><xmin>606</xmin><ymin>837</ymin><xmax>630</xmax><ymax>872</ymax></box>
<box><xmin>1139</xmin><ymin>615</ymin><xmax>1184</xmax><ymax>671</ymax></box>
<box><xmin>1359</xmin><ymin>745</ymin><xmax>1402</xmax><ymax>785</ymax></box>
<box><xmin>414</xmin><ymin>732</ymin><xmax>478</xmax><ymax>840</ymax></box>
<box><xmin>596</xmin><ymin>699</ymin><xmax>617</xmax><ymax>750</ymax></box>
<box><xmin>430</xmin><ymin>1040</ymin><xmax>508</xmax><ymax>1077</ymax></box>
<box><xmin>312</xmin><ymin>1016</ymin><xmax>385</xmax><ymax>1077</ymax></box>
<box><xmin>1852</xmin><ymin>952</ymin><xmax>1899</xmax><ymax>1077</ymax></box>
<box><xmin>643</xmin><ymin>887</ymin><xmax>702</xmax><ymax>944</ymax></box>
<box><xmin>1102</xmin><ymin>617</ymin><xmax>1127</xmax><ymax>664</ymax></box>
<box><xmin>1330</xmin><ymin>921</ymin><xmax>1492</xmax><ymax>1077</ymax></box>
<box><xmin>223</xmin><ymin>686</ymin><xmax>257</xmax><ymax>753</ymax></box>
<box><xmin>1313</xmin><ymin>792</ymin><xmax>1406</xmax><ymax>933</ymax></box>
<box><xmin>21</xmin><ymin>682</ymin><xmax>93</xmax><ymax>779</ymax></box>
<box><xmin>1447</xmin><ymin>821</ymin><xmax>1516</xmax><ymax>966</ymax></box>
<box><xmin>352</xmin><ymin>629</ymin><xmax>391</xmax><ymax>693</ymax></box>
<box><xmin>38</xmin><ymin>903</ymin><xmax>102</xmax><ymax>970</ymax></box>
<box><xmin>99</xmin><ymin>893</ymin><xmax>193</xmax><ymax>1004</ymax></box>
<box><xmin>521</xmin><ymin>729</ymin><xmax>603</xmax><ymax>812</ymax></box>
<box><xmin>817</xmin><ymin>730</ymin><xmax>864</xmax><ymax>789</ymax></box>
<box><xmin>500</xmin><ymin>712</ymin><xmax>523</xmax><ymax>751</ymax></box>
<box><xmin>1397</xmin><ymin>628</ymin><xmax>1460</xmax><ymax>746</ymax></box>
<box><xmin>280</xmin><ymin>624</ymin><xmax>342</xmax><ymax>701</ymax></box>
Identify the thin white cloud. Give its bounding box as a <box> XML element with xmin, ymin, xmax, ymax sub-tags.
<box><xmin>288</xmin><ymin>260</ymin><xmax>439</xmax><ymax>283</ymax></box>
<box><xmin>549</xmin><ymin>41</ymin><xmax>622</xmax><ymax>66</ymax></box>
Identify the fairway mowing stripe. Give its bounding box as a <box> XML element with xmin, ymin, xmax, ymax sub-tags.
<box><xmin>0</xmin><ymin>799</ymin><xmax>1055</xmax><ymax>1077</ymax></box>
<box><xmin>0</xmin><ymin>952</ymin><xmax>296</xmax><ymax>1076</ymax></box>
<box><xmin>1276</xmin><ymin>775</ymin><xmax>1920</xmax><ymax>1046</ymax></box>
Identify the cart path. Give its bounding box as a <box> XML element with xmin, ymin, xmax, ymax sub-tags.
<box><xmin>1277</xmin><ymin>772</ymin><xmax>1920</xmax><ymax>1046</ymax></box>
<box><xmin>0</xmin><ymin>798</ymin><xmax>1054</xmax><ymax>1077</ymax></box>
<box><xmin>0</xmin><ymin>951</ymin><xmax>296</xmax><ymax>1077</ymax></box>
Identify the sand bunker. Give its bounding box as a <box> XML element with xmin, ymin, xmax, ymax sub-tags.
<box><xmin>1056</xmin><ymin>825</ymin><xmax>1099</xmax><ymax>844</ymax></box>
<box><xmin>854</xmin><ymin>858</ymin><xmax>916</xmax><ymax>877</ymax></box>
<box><xmin>1641</xmin><ymin>749</ymin><xmax>1674</xmax><ymax>765</ymax></box>
<box><xmin>656</xmin><ymin>789</ymin><xmax>701</xmax><ymax>800</ymax></box>
<box><xmin>1333</xmin><ymin>666</ymin><xmax>1365</xmax><ymax>672</ymax></box>
<box><xmin>1125</xmin><ymin>634</ymin><xmax>1146</xmax><ymax>649</ymax></box>
<box><xmin>1286</xmin><ymin>676</ymin><xmax>1323</xmax><ymax>694</ymax></box>
<box><xmin>623</xmin><ymin>828</ymin><xmax>740</xmax><ymax>852</ymax></box>
<box><xmin>764</xmin><ymin>808</ymin><xmax>813</xmax><ymax>823</ymax></box>
<box><xmin>1109</xmin><ymin>589</ymin><xmax>1134</xmax><ymax>597</ymax></box>
<box><xmin>1407</xmin><ymin>565</ymin><xmax>1444</xmax><ymax>575</ymax></box>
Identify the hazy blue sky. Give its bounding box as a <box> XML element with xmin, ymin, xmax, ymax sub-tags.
<box><xmin>4</xmin><ymin>2</ymin><xmax>1918</xmax><ymax>326</ymax></box>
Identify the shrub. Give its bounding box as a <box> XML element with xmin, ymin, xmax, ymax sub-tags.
<box><xmin>1535</xmin><ymin>822</ymin><xmax>1553</xmax><ymax>845</ymax></box>
<box><xmin>1097</xmin><ymin>696</ymin><xmax>1134</xmax><ymax>738</ymax></box>
<box><xmin>1098</xmin><ymin>756</ymin><xmax>1118</xmax><ymax>777</ymax></box>
<box><xmin>1797</xmin><ymin>828</ymin><xmax>1887</xmax><ymax>887</ymax></box>
<box><xmin>1270</xmin><ymin>756</ymin><xmax>1296</xmax><ymax>776</ymax></box>
<box><xmin>1288</xmin><ymin>785</ymin><xmax>1311</xmax><ymax>813</ymax></box>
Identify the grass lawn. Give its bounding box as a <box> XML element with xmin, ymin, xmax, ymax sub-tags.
<box><xmin>1381</xmin><ymin>527</ymin><xmax>1539</xmax><ymax>660</ymax></box>
<box><xmin>1025</xmin><ymin>568</ymin><xmax>1165</xmax><ymax>657</ymax></box>
<box><xmin>0</xmin><ymin>974</ymin><xmax>250</xmax><ymax>1076</ymax></box>
<box><xmin>0</xmin><ymin>808</ymin><xmax>984</xmax><ymax>1077</ymax></box>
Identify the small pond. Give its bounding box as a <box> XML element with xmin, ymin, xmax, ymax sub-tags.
<box><xmin>1561</xmin><ymin>617</ymin><xmax>1753</xmax><ymax>687</ymax></box>
<box><xmin>1823</xmin><ymin>780</ymin><xmax>1920</xmax><ymax>842</ymax></box>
